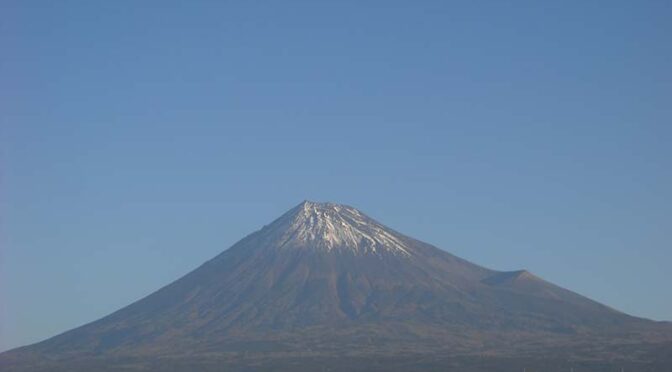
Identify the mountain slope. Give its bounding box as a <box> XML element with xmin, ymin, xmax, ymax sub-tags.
<box><xmin>2</xmin><ymin>201</ymin><xmax>670</xmax><ymax>371</ymax></box>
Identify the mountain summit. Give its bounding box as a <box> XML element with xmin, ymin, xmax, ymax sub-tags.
<box><xmin>2</xmin><ymin>201</ymin><xmax>671</xmax><ymax>372</ymax></box>
<box><xmin>262</xmin><ymin>201</ymin><xmax>411</xmax><ymax>255</ymax></box>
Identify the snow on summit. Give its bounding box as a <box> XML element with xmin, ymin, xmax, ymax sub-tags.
<box><xmin>263</xmin><ymin>201</ymin><xmax>411</xmax><ymax>255</ymax></box>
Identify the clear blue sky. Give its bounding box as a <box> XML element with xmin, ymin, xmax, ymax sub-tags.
<box><xmin>1</xmin><ymin>1</ymin><xmax>671</xmax><ymax>352</ymax></box>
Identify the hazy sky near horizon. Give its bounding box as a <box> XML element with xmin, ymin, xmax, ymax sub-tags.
<box><xmin>1</xmin><ymin>0</ymin><xmax>671</xmax><ymax>352</ymax></box>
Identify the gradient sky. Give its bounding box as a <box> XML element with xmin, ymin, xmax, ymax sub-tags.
<box><xmin>1</xmin><ymin>0</ymin><xmax>671</xmax><ymax>352</ymax></box>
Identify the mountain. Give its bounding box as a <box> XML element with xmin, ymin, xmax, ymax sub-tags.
<box><xmin>2</xmin><ymin>201</ymin><xmax>671</xmax><ymax>371</ymax></box>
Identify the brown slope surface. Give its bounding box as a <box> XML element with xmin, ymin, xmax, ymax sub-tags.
<box><xmin>2</xmin><ymin>201</ymin><xmax>671</xmax><ymax>371</ymax></box>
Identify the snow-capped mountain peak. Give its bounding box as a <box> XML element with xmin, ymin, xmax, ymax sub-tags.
<box><xmin>264</xmin><ymin>201</ymin><xmax>411</xmax><ymax>255</ymax></box>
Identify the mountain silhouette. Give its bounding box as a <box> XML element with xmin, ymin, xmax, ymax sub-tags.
<box><xmin>2</xmin><ymin>201</ymin><xmax>671</xmax><ymax>371</ymax></box>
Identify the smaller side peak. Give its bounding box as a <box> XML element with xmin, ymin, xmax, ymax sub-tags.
<box><xmin>516</xmin><ymin>270</ymin><xmax>535</xmax><ymax>279</ymax></box>
<box><xmin>482</xmin><ymin>270</ymin><xmax>538</xmax><ymax>286</ymax></box>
